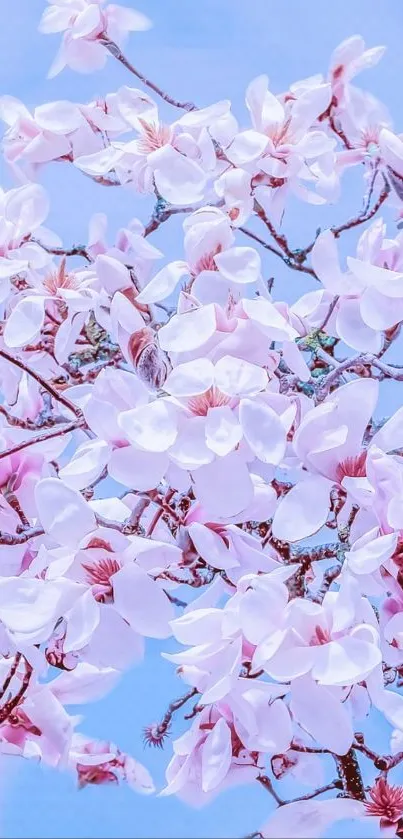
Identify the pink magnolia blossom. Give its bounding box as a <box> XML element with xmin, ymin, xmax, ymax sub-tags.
<box><xmin>39</xmin><ymin>0</ymin><xmax>152</xmax><ymax>77</ymax></box>
<box><xmin>3</xmin><ymin>8</ymin><xmax>403</xmax><ymax>833</ymax></box>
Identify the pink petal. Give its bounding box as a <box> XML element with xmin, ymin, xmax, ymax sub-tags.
<box><xmin>380</xmin><ymin>127</ymin><xmax>403</xmax><ymax>177</ymax></box>
<box><xmin>118</xmin><ymin>400</ymin><xmax>178</xmax><ymax>452</ymax></box>
<box><xmin>6</xmin><ymin>183</ymin><xmax>49</xmax><ymax>235</ymax></box>
<box><xmin>311</xmin><ymin>230</ymin><xmax>349</xmax><ymax>294</ymax></box>
<box><xmin>177</xmin><ymin>100</ymin><xmax>231</xmax><ymax>129</ymax></box>
<box><xmin>149</xmin><ymin>146</ymin><xmax>206</xmax><ymax>206</ymax></box>
<box><xmin>272</xmin><ymin>475</ymin><xmax>332</xmax><ymax>542</ymax></box>
<box><xmin>348</xmin><ymin>256</ymin><xmax>403</xmax><ymax>296</ymax></box>
<box><xmin>282</xmin><ymin>340</ymin><xmax>311</xmax><ymax>382</ymax></box>
<box><xmin>112</xmin><ymin>563</ymin><xmax>174</xmax><ymax>639</ymax></box>
<box><xmin>35</xmin><ymin>477</ymin><xmax>96</xmax><ymax>546</ymax></box>
<box><xmin>59</xmin><ymin>440</ymin><xmax>111</xmax><ymax>491</ymax></box>
<box><xmin>71</xmin><ymin>4</ymin><xmax>102</xmax><ymax>39</ymax></box>
<box><xmin>109</xmin><ymin>445</ymin><xmax>168</xmax><ymax>491</ymax></box>
<box><xmin>188</xmin><ymin>522</ymin><xmax>239</xmax><ymax>571</ymax></box>
<box><xmin>336</xmin><ymin>297</ymin><xmax>382</xmax><ymax>353</ymax></box>
<box><xmin>136</xmin><ymin>261</ymin><xmax>189</xmax><ymax>304</ymax></box>
<box><xmin>214</xmin><ymin>246</ymin><xmax>261</xmax><ymax>285</ymax></box>
<box><xmin>63</xmin><ymin>589</ymin><xmax>101</xmax><ymax>653</ymax></box>
<box><xmin>158</xmin><ymin>304</ymin><xmax>217</xmax><ymax>353</ymax></box>
<box><xmin>51</xmin><ymin>662</ymin><xmax>119</xmax><ymax>704</ymax></box>
<box><xmin>201</xmin><ymin>719</ymin><xmax>232</xmax><ymax>793</ymax></box>
<box><xmin>240</xmin><ymin>398</ymin><xmax>287</xmax><ymax>465</ymax></box>
<box><xmin>372</xmin><ymin>406</ymin><xmax>403</xmax><ymax>452</ymax></box>
<box><xmin>38</xmin><ymin>5</ymin><xmax>73</xmax><ymax>33</ymax></box>
<box><xmin>360</xmin><ymin>287</ymin><xmax>403</xmax><ymax>330</ymax></box>
<box><xmin>164</xmin><ymin>358</ymin><xmax>214</xmax><ymax>397</ymax></box>
<box><xmin>171</xmin><ymin>608</ymin><xmax>223</xmax><ymax>646</ymax></box>
<box><xmin>34</xmin><ymin>100</ymin><xmax>84</xmax><ymax>133</ymax></box>
<box><xmin>261</xmin><ymin>797</ymin><xmax>365</xmax><ymax>839</ymax></box>
<box><xmin>4</xmin><ymin>296</ymin><xmax>45</xmax><ymax>348</ymax></box>
<box><xmin>226</xmin><ymin>130</ymin><xmax>268</xmax><ymax>165</ymax></box>
<box><xmin>205</xmin><ymin>406</ymin><xmax>242</xmax><ymax>456</ymax></box>
<box><xmin>124</xmin><ymin>755</ymin><xmax>155</xmax><ymax>795</ymax></box>
<box><xmin>168</xmin><ymin>417</ymin><xmax>215</xmax><ymax>469</ymax></box>
<box><xmin>214</xmin><ymin>356</ymin><xmax>267</xmax><ymax>396</ymax></box>
<box><xmin>312</xmin><ymin>637</ymin><xmax>381</xmax><ymax>686</ymax></box>
<box><xmin>193</xmin><ymin>453</ymin><xmax>254</xmax><ymax>519</ymax></box>
<box><xmin>242</xmin><ymin>298</ymin><xmax>298</xmax><ymax>341</ymax></box>
<box><xmin>290</xmin><ymin>676</ymin><xmax>354</xmax><ymax>754</ymax></box>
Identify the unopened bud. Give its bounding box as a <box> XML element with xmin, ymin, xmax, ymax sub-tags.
<box><xmin>128</xmin><ymin>327</ymin><xmax>169</xmax><ymax>389</ymax></box>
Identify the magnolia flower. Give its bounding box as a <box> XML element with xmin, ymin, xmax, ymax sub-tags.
<box><xmin>75</xmin><ymin>100</ymin><xmax>230</xmax><ymax>205</ymax></box>
<box><xmin>312</xmin><ymin>219</ymin><xmax>403</xmax><ymax>351</ymax></box>
<box><xmin>328</xmin><ymin>35</ymin><xmax>385</xmax><ymax>106</ymax></box>
<box><xmin>161</xmin><ymin>709</ymin><xmax>262</xmax><ymax>804</ymax></box>
<box><xmin>117</xmin><ymin>354</ymin><xmax>296</xmax><ymax>517</ymax></box>
<box><xmin>39</xmin><ymin>0</ymin><xmax>152</xmax><ymax>77</ymax></box>
<box><xmin>136</xmin><ymin>207</ymin><xmax>264</xmax><ymax>307</ymax></box>
<box><xmin>0</xmin><ymin>183</ymin><xmax>53</xmax><ymax>293</ymax></box>
<box><xmin>0</xmin><ymin>94</ymin><xmax>129</xmax><ymax>180</ymax></box>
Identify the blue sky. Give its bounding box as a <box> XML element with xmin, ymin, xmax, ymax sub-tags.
<box><xmin>2</xmin><ymin>1</ymin><xmax>403</xmax><ymax>837</ymax></box>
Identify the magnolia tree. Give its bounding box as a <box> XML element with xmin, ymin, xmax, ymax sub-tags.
<box><xmin>4</xmin><ymin>3</ymin><xmax>403</xmax><ymax>838</ymax></box>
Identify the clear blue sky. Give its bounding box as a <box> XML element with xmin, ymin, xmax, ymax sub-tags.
<box><xmin>2</xmin><ymin>1</ymin><xmax>403</xmax><ymax>837</ymax></box>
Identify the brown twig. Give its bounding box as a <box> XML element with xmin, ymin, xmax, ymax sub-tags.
<box><xmin>0</xmin><ymin>418</ymin><xmax>84</xmax><ymax>462</ymax></box>
<box><xmin>0</xmin><ymin>349</ymin><xmax>84</xmax><ymax>420</ymax></box>
<box><xmin>332</xmin><ymin>184</ymin><xmax>390</xmax><ymax>239</ymax></box>
<box><xmin>102</xmin><ymin>40</ymin><xmax>197</xmax><ymax>112</ymax></box>
<box><xmin>334</xmin><ymin>749</ymin><xmax>366</xmax><ymax>801</ymax></box>
<box><xmin>0</xmin><ymin>653</ymin><xmax>21</xmax><ymax>703</ymax></box>
<box><xmin>0</xmin><ymin>526</ymin><xmax>44</xmax><ymax>545</ymax></box>
<box><xmin>31</xmin><ymin>239</ymin><xmax>92</xmax><ymax>263</ymax></box>
<box><xmin>0</xmin><ymin>657</ymin><xmax>33</xmax><ymax>724</ymax></box>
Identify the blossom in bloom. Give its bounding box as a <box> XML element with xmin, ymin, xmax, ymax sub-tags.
<box><xmin>39</xmin><ymin>0</ymin><xmax>152</xmax><ymax>77</ymax></box>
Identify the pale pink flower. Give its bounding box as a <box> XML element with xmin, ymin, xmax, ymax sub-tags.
<box><xmin>39</xmin><ymin>0</ymin><xmax>152</xmax><ymax>78</ymax></box>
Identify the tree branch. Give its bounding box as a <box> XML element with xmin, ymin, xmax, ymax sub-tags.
<box><xmin>334</xmin><ymin>749</ymin><xmax>366</xmax><ymax>801</ymax></box>
<box><xmin>102</xmin><ymin>40</ymin><xmax>197</xmax><ymax>112</ymax></box>
<box><xmin>0</xmin><ymin>418</ymin><xmax>84</xmax><ymax>462</ymax></box>
<box><xmin>0</xmin><ymin>349</ymin><xmax>84</xmax><ymax>421</ymax></box>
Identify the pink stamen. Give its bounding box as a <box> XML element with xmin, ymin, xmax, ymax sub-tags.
<box><xmin>365</xmin><ymin>778</ymin><xmax>403</xmax><ymax>823</ymax></box>
<box><xmin>187</xmin><ymin>386</ymin><xmax>231</xmax><ymax>417</ymax></box>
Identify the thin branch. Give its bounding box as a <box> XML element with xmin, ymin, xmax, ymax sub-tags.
<box><xmin>334</xmin><ymin>749</ymin><xmax>366</xmax><ymax>801</ymax></box>
<box><xmin>239</xmin><ymin>226</ymin><xmax>284</xmax><ymax>261</ymax></box>
<box><xmin>102</xmin><ymin>40</ymin><xmax>197</xmax><ymax>112</ymax></box>
<box><xmin>0</xmin><ymin>349</ymin><xmax>84</xmax><ymax>420</ymax></box>
<box><xmin>143</xmin><ymin>687</ymin><xmax>199</xmax><ymax>748</ymax></box>
<box><xmin>0</xmin><ymin>418</ymin><xmax>84</xmax><ymax>462</ymax></box>
<box><xmin>332</xmin><ymin>183</ymin><xmax>390</xmax><ymax>239</ymax></box>
<box><xmin>328</xmin><ymin>111</ymin><xmax>353</xmax><ymax>150</ymax></box>
<box><xmin>0</xmin><ymin>657</ymin><xmax>33</xmax><ymax>724</ymax></box>
<box><xmin>257</xmin><ymin>775</ymin><xmax>284</xmax><ymax>805</ymax></box>
<box><xmin>143</xmin><ymin>204</ymin><xmax>196</xmax><ymax>237</ymax></box>
<box><xmin>31</xmin><ymin>239</ymin><xmax>92</xmax><ymax>263</ymax></box>
<box><xmin>0</xmin><ymin>526</ymin><xmax>44</xmax><ymax>545</ymax></box>
<box><xmin>315</xmin><ymin>354</ymin><xmax>362</xmax><ymax>401</ymax></box>
<box><xmin>0</xmin><ymin>653</ymin><xmax>21</xmax><ymax>703</ymax></box>
<box><xmin>252</xmin><ymin>202</ymin><xmax>318</xmax><ymax>278</ymax></box>
<box><xmin>311</xmin><ymin>565</ymin><xmax>341</xmax><ymax>604</ymax></box>
<box><xmin>286</xmin><ymin>780</ymin><xmax>343</xmax><ymax>804</ymax></box>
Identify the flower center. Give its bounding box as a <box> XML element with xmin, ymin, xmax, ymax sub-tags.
<box><xmin>310</xmin><ymin>625</ymin><xmax>331</xmax><ymax>646</ymax></box>
<box><xmin>187</xmin><ymin>386</ymin><xmax>232</xmax><ymax>417</ymax></box>
<box><xmin>137</xmin><ymin>119</ymin><xmax>172</xmax><ymax>154</ymax></box>
<box><xmin>42</xmin><ymin>258</ymin><xmax>81</xmax><ymax>295</ymax></box>
<box><xmin>191</xmin><ymin>245</ymin><xmax>222</xmax><ymax>278</ymax></box>
<box><xmin>82</xmin><ymin>557</ymin><xmax>121</xmax><ymax>603</ymax></box>
<box><xmin>335</xmin><ymin>451</ymin><xmax>367</xmax><ymax>483</ymax></box>
<box><xmin>365</xmin><ymin>779</ymin><xmax>403</xmax><ymax>823</ymax></box>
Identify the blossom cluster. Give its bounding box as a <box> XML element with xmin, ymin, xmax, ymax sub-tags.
<box><xmin>2</xmin><ymin>3</ymin><xmax>403</xmax><ymax>836</ymax></box>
